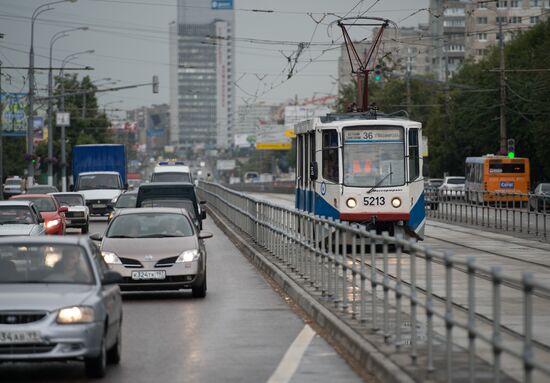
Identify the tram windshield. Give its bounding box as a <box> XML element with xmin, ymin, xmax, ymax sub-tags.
<box><xmin>343</xmin><ymin>127</ymin><xmax>405</xmax><ymax>187</ymax></box>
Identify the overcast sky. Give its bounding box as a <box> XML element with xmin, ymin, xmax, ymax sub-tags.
<box><xmin>0</xmin><ymin>0</ymin><xmax>428</xmax><ymax>116</ymax></box>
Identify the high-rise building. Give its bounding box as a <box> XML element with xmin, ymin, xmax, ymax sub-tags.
<box><xmin>429</xmin><ymin>0</ymin><xmax>468</xmax><ymax>81</ymax></box>
<box><xmin>169</xmin><ymin>0</ymin><xmax>235</xmax><ymax>152</ymax></box>
<box><xmin>466</xmin><ymin>0</ymin><xmax>549</xmax><ymax>62</ymax></box>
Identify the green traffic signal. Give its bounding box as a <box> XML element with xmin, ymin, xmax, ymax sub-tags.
<box><xmin>508</xmin><ymin>152</ymin><xmax>515</xmax><ymax>159</ymax></box>
<box><xmin>374</xmin><ymin>74</ymin><xmax>381</xmax><ymax>81</ymax></box>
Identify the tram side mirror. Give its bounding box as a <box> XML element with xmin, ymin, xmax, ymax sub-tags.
<box><xmin>309</xmin><ymin>161</ymin><xmax>318</xmax><ymax>180</ymax></box>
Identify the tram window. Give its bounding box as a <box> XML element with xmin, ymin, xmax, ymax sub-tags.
<box><xmin>408</xmin><ymin>129</ymin><xmax>420</xmax><ymax>181</ymax></box>
<box><xmin>297</xmin><ymin>135</ymin><xmax>304</xmax><ymax>188</ymax></box>
<box><xmin>322</xmin><ymin>130</ymin><xmax>339</xmax><ymax>183</ymax></box>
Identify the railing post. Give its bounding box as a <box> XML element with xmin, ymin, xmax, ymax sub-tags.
<box><xmin>425</xmin><ymin>248</ymin><xmax>433</xmax><ymax>371</ymax></box>
<box><xmin>467</xmin><ymin>257</ymin><xmax>476</xmax><ymax>383</ymax></box>
<box><xmin>382</xmin><ymin>232</ymin><xmax>390</xmax><ymax>343</ymax></box>
<box><xmin>410</xmin><ymin>240</ymin><xmax>418</xmax><ymax>363</ymax></box>
<box><xmin>370</xmin><ymin>230</ymin><xmax>379</xmax><ymax>331</ymax></box>
<box><xmin>522</xmin><ymin>272</ymin><xmax>534</xmax><ymax>383</ymax></box>
<box><xmin>492</xmin><ymin>266</ymin><xmax>503</xmax><ymax>383</ymax></box>
<box><xmin>394</xmin><ymin>233</ymin><xmax>403</xmax><ymax>349</ymax></box>
<box><xmin>444</xmin><ymin>252</ymin><xmax>454</xmax><ymax>383</ymax></box>
<box><xmin>360</xmin><ymin>234</ymin><xmax>367</xmax><ymax>323</ymax></box>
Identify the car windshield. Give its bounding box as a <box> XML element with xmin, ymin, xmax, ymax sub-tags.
<box><xmin>0</xmin><ymin>206</ymin><xmax>36</xmax><ymax>225</ymax></box>
<box><xmin>17</xmin><ymin>197</ymin><xmax>56</xmax><ymax>212</ymax></box>
<box><xmin>107</xmin><ymin>213</ymin><xmax>194</xmax><ymax>238</ymax></box>
<box><xmin>0</xmin><ymin>244</ymin><xmax>94</xmax><ymax>284</ymax></box>
<box><xmin>116</xmin><ymin>193</ymin><xmax>137</xmax><ymax>208</ymax></box>
<box><xmin>151</xmin><ymin>172</ymin><xmax>191</xmax><ymax>183</ymax></box>
<box><xmin>429</xmin><ymin>179</ymin><xmax>443</xmax><ymax>187</ymax></box>
<box><xmin>54</xmin><ymin>195</ymin><xmax>84</xmax><ymax>206</ymax></box>
<box><xmin>540</xmin><ymin>184</ymin><xmax>550</xmax><ymax>193</ymax></box>
<box><xmin>141</xmin><ymin>199</ymin><xmax>197</xmax><ymax>218</ymax></box>
<box><xmin>78</xmin><ymin>174</ymin><xmax>120</xmax><ymax>190</ymax></box>
<box><xmin>447</xmin><ymin>178</ymin><xmax>465</xmax><ymax>185</ymax></box>
<box><xmin>343</xmin><ymin>127</ymin><xmax>405</xmax><ymax>187</ymax></box>
<box><xmin>6</xmin><ymin>180</ymin><xmax>21</xmax><ymax>186</ymax></box>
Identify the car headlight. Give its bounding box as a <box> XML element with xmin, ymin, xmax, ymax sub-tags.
<box><xmin>176</xmin><ymin>249</ymin><xmax>200</xmax><ymax>263</ymax></box>
<box><xmin>57</xmin><ymin>306</ymin><xmax>94</xmax><ymax>324</ymax></box>
<box><xmin>102</xmin><ymin>251</ymin><xmax>122</xmax><ymax>265</ymax></box>
<box><xmin>346</xmin><ymin>198</ymin><xmax>357</xmax><ymax>208</ymax></box>
<box><xmin>46</xmin><ymin>219</ymin><xmax>60</xmax><ymax>229</ymax></box>
<box><xmin>108</xmin><ymin>212</ymin><xmax>113</xmax><ymax>220</ymax></box>
<box><xmin>391</xmin><ymin>197</ymin><xmax>402</xmax><ymax>208</ymax></box>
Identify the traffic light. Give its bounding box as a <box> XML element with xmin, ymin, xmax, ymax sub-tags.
<box><xmin>152</xmin><ymin>75</ymin><xmax>159</xmax><ymax>94</ymax></box>
<box><xmin>507</xmin><ymin>138</ymin><xmax>515</xmax><ymax>159</ymax></box>
<box><xmin>374</xmin><ymin>64</ymin><xmax>382</xmax><ymax>81</ymax></box>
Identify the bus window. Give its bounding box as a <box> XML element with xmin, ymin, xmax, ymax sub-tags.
<box><xmin>489</xmin><ymin>162</ymin><xmax>525</xmax><ymax>174</ymax></box>
<box><xmin>322</xmin><ymin>130</ymin><xmax>339</xmax><ymax>183</ymax></box>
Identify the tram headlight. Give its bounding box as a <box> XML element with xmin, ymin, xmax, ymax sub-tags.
<box><xmin>391</xmin><ymin>197</ymin><xmax>402</xmax><ymax>208</ymax></box>
<box><xmin>346</xmin><ymin>198</ymin><xmax>357</xmax><ymax>209</ymax></box>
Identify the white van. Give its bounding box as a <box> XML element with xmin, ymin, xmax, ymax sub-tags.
<box><xmin>151</xmin><ymin>161</ymin><xmax>193</xmax><ymax>183</ymax></box>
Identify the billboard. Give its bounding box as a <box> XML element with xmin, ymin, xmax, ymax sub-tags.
<box><xmin>1</xmin><ymin>93</ymin><xmax>28</xmax><ymax>137</ymax></box>
<box><xmin>284</xmin><ymin>105</ymin><xmax>332</xmax><ymax>126</ymax></box>
<box><xmin>256</xmin><ymin>124</ymin><xmax>291</xmax><ymax>150</ymax></box>
<box><xmin>33</xmin><ymin>116</ymin><xmax>44</xmax><ymax>142</ymax></box>
<box><xmin>212</xmin><ymin>0</ymin><xmax>233</xmax><ymax>9</ymax></box>
<box><xmin>216</xmin><ymin>159</ymin><xmax>236</xmax><ymax>171</ymax></box>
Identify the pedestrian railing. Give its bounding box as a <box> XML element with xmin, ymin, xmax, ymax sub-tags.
<box><xmin>426</xmin><ymin>187</ymin><xmax>549</xmax><ymax>241</ymax></box>
<box><xmin>200</xmin><ymin>181</ymin><xmax>550</xmax><ymax>383</ymax></box>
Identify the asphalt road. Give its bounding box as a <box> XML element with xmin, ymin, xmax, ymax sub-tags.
<box><xmin>0</xmin><ymin>217</ymin><xmax>364</xmax><ymax>383</ymax></box>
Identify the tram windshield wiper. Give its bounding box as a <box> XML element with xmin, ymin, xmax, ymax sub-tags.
<box><xmin>366</xmin><ymin>171</ymin><xmax>394</xmax><ymax>194</ymax></box>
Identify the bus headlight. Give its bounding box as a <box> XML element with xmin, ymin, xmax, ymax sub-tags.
<box><xmin>346</xmin><ymin>198</ymin><xmax>357</xmax><ymax>208</ymax></box>
<box><xmin>391</xmin><ymin>197</ymin><xmax>402</xmax><ymax>208</ymax></box>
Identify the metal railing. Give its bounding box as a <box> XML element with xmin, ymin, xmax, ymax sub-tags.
<box><xmin>200</xmin><ymin>181</ymin><xmax>550</xmax><ymax>382</ymax></box>
<box><xmin>426</xmin><ymin>187</ymin><xmax>550</xmax><ymax>241</ymax></box>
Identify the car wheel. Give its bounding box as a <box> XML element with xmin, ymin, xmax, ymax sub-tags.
<box><xmin>85</xmin><ymin>335</ymin><xmax>107</xmax><ymax>379</ymax></box>
<box><xmin>192</xmin><ymin>275</ymin><xmax>207</xmax><ymax>298</ymax></box>
<box><xmin>107</xmin><ymin>323</ymin><xmax>122</xmax><ymax>365</ymax></box>
<box><xmin>82</xmin><ymin>222</ymin><xmax>89</xmax><ymax>234</ymax></box>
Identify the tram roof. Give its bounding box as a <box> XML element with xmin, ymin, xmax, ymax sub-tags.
<box><xmin>294</xmin><ymin>111</ymin><xmax>417</xmax><ymax>134</ymax></box>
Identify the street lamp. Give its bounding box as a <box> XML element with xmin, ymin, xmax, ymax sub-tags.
<box><xmin>47</xmin><ymin>26</ymin><xmax>88</xmax><ymax>186</ymax></box>
<box><xmin>27</xmin><ymin>0</ymin><xmax>78</xmax><ymax>188</ymax></box>
<box><xmin>58</xmin><ymin>49</ymin><xmax>94</xmax><ymax>192</ymax></box>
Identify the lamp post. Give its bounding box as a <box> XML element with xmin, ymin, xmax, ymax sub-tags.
<box><xmin>47</xmin><ymin>26</ymin><xmax>87</xmax><ymax>186</ymax></box>
<box><xmin>27</xmin><ymin>0</ymin><xmax>77</xmax><ymax>188</ymax></box>
<box><xmin>59</xmin><ymin>49</ymin><xmax>94</xmax><ymax>191</ymax></box>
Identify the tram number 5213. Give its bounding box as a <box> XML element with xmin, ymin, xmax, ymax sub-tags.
<box><xmin>364</xmin><ymin>196</ymin><xmax>385</xmax><ymax>206</ymax></box>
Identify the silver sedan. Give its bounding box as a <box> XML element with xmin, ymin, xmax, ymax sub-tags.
<box><xmin>93</xmin><ymin>207</ymin><xmax>212</xmax><ymax>297</ymax></box>
<box><xmin>0</xmin><ymin>236</ymin><xmax>123</xmax><ymax>378</ymax></box>
<box><xmin>0</xmin><ymin>201</ymin><xmax>46</xmax><ymax>236</ymax></box>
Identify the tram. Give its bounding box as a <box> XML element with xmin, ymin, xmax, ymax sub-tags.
<box><xmin>294</xmin><ymin>112</ymin><xmax>425</xmax><ymax>239</ymax></box>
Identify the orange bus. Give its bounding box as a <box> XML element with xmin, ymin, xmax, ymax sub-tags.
<box><xmin>465</xmin><ymin>155</ymin><xmax>530</xmax><ymax>204</ymax></box>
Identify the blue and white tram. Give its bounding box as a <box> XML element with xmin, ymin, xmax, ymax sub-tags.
<box><xmin>294</xmin><ymin>113</ymin><xmax>425</xmax><ymax>239</ymax></box>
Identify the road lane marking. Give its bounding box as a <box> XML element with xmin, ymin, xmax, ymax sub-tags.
<box><xmin>267</xmin><ymin>324</ymin><xmax>316</xmax><ymax>383</ymax></box>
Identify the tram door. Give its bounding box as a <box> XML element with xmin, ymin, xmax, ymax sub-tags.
<box><xmin>306</xmin><ymin>132</ymin><xmax>316</xmax><ymax>213</ymax></box>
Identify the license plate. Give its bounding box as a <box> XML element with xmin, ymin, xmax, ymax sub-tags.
<box><xmin>0</xmin><ymin>331</ymin><xmax>42</xmax><ymax>344</ymax></box>
<box><xmin>93</xmin><ymin>204</ymin><xmax>106</xmax><ymax>208</ymax></box>
<box><xmin>131</xmin><ymin>270</ymin><xmax>166</xmax><ymax>280</ymax></box>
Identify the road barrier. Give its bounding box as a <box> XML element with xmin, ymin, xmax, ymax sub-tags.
<box><xmin>426</xmin><ymin>187</ymin><xmax>549</xmax><ymax>241</ymax></box>
<box><xmin>200</xmin><ymin>181</ymin><xmax>550</xmax><ymax>382</ymax></box>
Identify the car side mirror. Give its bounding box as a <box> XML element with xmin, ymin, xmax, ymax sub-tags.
<box><xmin>310</xmin><ymin>161</ymin><xmax>318</xmax><ymax>180</ymax></box>
<box><xmin>38</xmin><ymin>216</ymin><xmax>45</xmax><ymax>224</ymax></box>
<box><xmin>89</xmin><ymin>233</ymin><xmax>103</xmax><ymax>241</ymax></box>
<box><xmin>198</xmin><ymin>231</ymin><xmax>213</xmax><ymax>240</ymax></box>
<box><xmin>59</xmin><ymin>206</ymin><xmax>69</xmax><ymax>213</ymax></box>
<box><xmin>201</xmin><ymin>210</ymin><xmax>207</xmax><ymax>220</ymax></box>
<box><xmin>124</xmin><ymin>183</ymin><xmax>129</xmax><ymax>191</ymax></box>
<box><xmin>69</xmin><ymin>185</ymin><xmax>74</xmax><ymax>191</ymax></box>
<box><xmin>102</xmin><ymin>270</ymin><xmax>122</xmax><ymax>285</ymax></box>
<box><xmin>199</xmin><ymin>200</ymin><xmax>207</xmax><ymax>205</ymax></box>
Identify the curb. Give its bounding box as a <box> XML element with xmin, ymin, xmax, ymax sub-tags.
<box><xmin>207</xmin><ymin>206</ymin><xmax>415</xmax><ymax>383</ymax></box>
